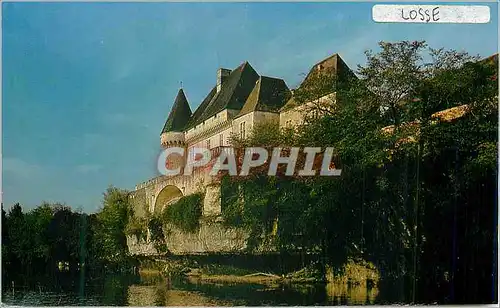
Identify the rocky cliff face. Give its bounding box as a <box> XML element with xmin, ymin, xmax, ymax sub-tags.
<box><xmin>127</xmin><ymin>235</ymin><xmax>158</xmax><ymax>256</ymax></box>
<box><xmin>127</xmin><ymin>219</ymin><xmax>249</xmax><ymax>255</ymax></box>
<box><xmin>162</xmin><ymin>219</ymin><xmax>249</xmax><ymax>254</ymax></box>
<box><xmin>127</xmin><ymin>218</ymin><xmax>276</xmax><ymax>255</ymax></box>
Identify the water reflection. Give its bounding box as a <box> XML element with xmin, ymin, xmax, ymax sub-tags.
<box><xmin>325</xmin><ymin>282</ymin><xmax>379</xmax><ymax>305</ymax></box>
<box><xmin>2</xmin><ymin>272</ymin><xmax>381</xmax><ymax>306</ymax></box>
<box><xmin>126</xmin><ymin>273</ymin><xmax>380</xmax><ymax>306</ymax></box>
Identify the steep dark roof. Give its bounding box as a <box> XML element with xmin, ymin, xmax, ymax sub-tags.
<box><xmin>161</xmin><ymin>88</ymin><xmax>192</xmax><ymax>134</ymax></box>
<box><xmin>480</xmin><ymin>53</ymin><xmax>498</xmax><ymax>67</ymax></box>
<box><xmin>238</xmin><ymin>76</ymin><xmax>291</xmax><ymax>117</ymax></box>
<box><xmin>186</xmin><ymin>86</ymin><xmax>217</xmax><ymax>129</ymax></box>
<box><xmin>300</xmin><ymin>53</ymin><xmax>356</xmax><ymax>88</ymax></box>
<box><xmin>280</xmin><ymin>53</ymin><xmax>356</xmax><ymax>111</ymax></box>
<box><xmin>186</xmin><ymin>62</ymin><xmax>259</xmax><ymax>129</ymax></box>
<box><xmin>280</xmin><ymin>96</ymin><xmax>299</xmax><ymax>112</ymax></box>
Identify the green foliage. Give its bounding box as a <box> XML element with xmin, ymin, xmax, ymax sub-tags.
<box><xmin>148</xmin><ymin>216</ymin><xmax>165</xmax><ymax>251</ymax></box>
<box><xmin>161</xmin><ymin>193</ymin><xmax>203</xmax><ymax>233</ymax></box>
<box><xmin>95</xmin><ymin>186</ymin><xmax>132</xmax><ymax>262</ymax></box>
<box><xmin>220</xmin><ymin>41</ymin><xmax>497</xmax><ymax>302</ymax></box>
<box><xmin>2</xmin><ymin>186</ymin><xmax>136</xmax><ymax>281</ymax></box>
<box><xmin>229</xmin><ymin>121</ymin><xmax>295</xmax><ymax>148</ymax></box>
<box><xmin>221</xmin><ymin>176</ymin><xmax>277</xmax><ymax>226</ymax></box>
<box><xmin>2</xmin><ymin>203</ymin><xmax>95</xmax><ymax>278</ymax></box>
<box><xmin>125</xmin><ymin>215</ymin><xmax>148</xmax><ymax>241</ymax></box>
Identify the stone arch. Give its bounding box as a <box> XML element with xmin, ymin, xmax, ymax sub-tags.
<box><xmin>152</xmin><ymin>185</ymin><xmax>183</xmax><ymax>214</ymax></box>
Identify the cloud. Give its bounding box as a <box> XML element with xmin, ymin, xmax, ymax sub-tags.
<box><xmin>2</xmin><ymin>157</ymin><xmax>45</xmax><ymax>179</ymax></box>
<box><xmin>2</xmin><ymin>157</ymin><xmax>105</xmax><ymax>212</ymax></box>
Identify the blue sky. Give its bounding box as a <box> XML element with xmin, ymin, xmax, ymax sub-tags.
<box><xmin>2</xmin><ymin>2</ymin><xmax>498</xmax><ymax>213</ymax></box>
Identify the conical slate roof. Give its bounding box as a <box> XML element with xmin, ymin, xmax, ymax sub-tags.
<box><xmin>161</xmin><ymin>88</ymin><xmax>192</xmax><ymax>134</ymax></box>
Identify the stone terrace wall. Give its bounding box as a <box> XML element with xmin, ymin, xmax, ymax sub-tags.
<box><xmin>163</xmin><ymin>219</ymin><xmax>249</xmax><ymax>254</ymax></box>
<box><xmin>130</xmin><ymin>187</ymin><xmax>148</xmax><ymax>219</ymax></box>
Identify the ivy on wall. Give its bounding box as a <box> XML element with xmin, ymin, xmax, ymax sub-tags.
<box><xmin>161</xmin><ymin>193</ymin><xmax>203</xmax><ymax>233</ymax></box>
<box><xmin>125</xmin><ymin>216</ymin><xmax>148</xmax><ymax>241</ymax></box>
<box><xmin>125</xmin><ymin>203</ymin><xmax>148</xmax><ymax>241</ymax></box>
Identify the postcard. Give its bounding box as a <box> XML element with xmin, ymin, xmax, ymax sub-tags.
<box><xmin>1</xmin><ymin>1</ymin><xmax>498</xmax><ymax>305</ymax></box>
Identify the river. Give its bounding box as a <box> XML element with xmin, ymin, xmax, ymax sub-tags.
<box><xmin>1</xmin><ymin>271</ymin><xmax>394</xmax><ymax>306</ymax></box>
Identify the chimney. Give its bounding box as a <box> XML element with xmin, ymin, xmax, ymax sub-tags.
<box><xmin>217</xmin><ymin>68</ymin><xmax>231</xmax><ymax>93</ymax></box>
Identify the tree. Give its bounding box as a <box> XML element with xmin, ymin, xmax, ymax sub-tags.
<box><xmin>358</xmin><ymin>40</ymin><xmax>427</xmax><ymax>127</ymax></box>
<box><xmin>220</xmin><ymin>40</ymin><xmax>497</xmax><ymax>303</ymax></box>
<box><xmin>94</xmin><ymin>186</ymin><xmax>131</xmax><ymax>263</ymax></box>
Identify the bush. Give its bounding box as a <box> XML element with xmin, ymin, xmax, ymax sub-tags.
<box><xmin>161</xmin><ymin>193</ymin><xmax>203</xmax><ymax>233</ymax></box>
<box><xmin>125</xmin><ymin>216</ymin><xmax>147</xmax><ymax>241</ymax></box>
<box><xmin>327</xmin><ymin>258</ymin><xmax>380</xmax><ymax>286</ymax></box>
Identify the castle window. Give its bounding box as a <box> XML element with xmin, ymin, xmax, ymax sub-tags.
<box><xmin>206</xmin><ymin>139</ymin><xmax>210</xmax><ymax>149</ymax></box>
<box><xmin>219</xmin><ymin>134</ymin><xmax>223</xmax><ymax>146</ymax></box>
<box><xmin>240</xmin><ymin>122</ymin><xmax>246</xmax><ymax>139</ymax></box>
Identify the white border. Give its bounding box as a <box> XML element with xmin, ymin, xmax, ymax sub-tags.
<box><xmin>0</xmin><ymin>1</ymin><xmax>498</xmax><ymax>307</ymax></box>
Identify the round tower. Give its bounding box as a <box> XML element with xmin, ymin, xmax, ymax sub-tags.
<box><xmin>160</xmin><ymin>131</ymin><xmax>186</xmax><ymax>173</ymax></box>
<box><xmin>160</xmin><ymin>131</ymin><xmax>185</xmax><ymax>148</ymax></box>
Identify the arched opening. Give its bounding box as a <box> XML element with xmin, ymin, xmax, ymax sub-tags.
<box><xmin>153</xmin><ymin>185</ymin><xmax>183</xmax><ymax>214</ymax></box>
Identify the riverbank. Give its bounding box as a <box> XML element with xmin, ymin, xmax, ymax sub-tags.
<box><xmin>2</xmin><ymin>269</ymin><xmax>381</xmax><ymax>306</ymax></box>
<box><xmin>138</xmin><ymin>256</ymin><xmax>379</xmax><ymax>287</ymax></box>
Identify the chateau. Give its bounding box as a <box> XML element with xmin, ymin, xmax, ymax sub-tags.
<box><xmin>128</xmin><ymin>53</ymin><xmax>354</xmax><ymax>254</ymax></box>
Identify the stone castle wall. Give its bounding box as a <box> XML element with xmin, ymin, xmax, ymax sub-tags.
<box><xmin>130</xmin><ymin>187</ymin><xmax>148</xmax><ymax>219</ymax></box>
<box><xmin>128</xmin><ymin>180</ymin><xmax>277</xmax><ymax>255</ymax></box>
<box><xmin>129</xmin><ymin>173</ymin><xmax>243</xmax><ymax>255</ymax></box>
<box><xmin>127</xmin><ymin>235</ymin><xmax>158</xmax><ymax>256</ymax></box>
